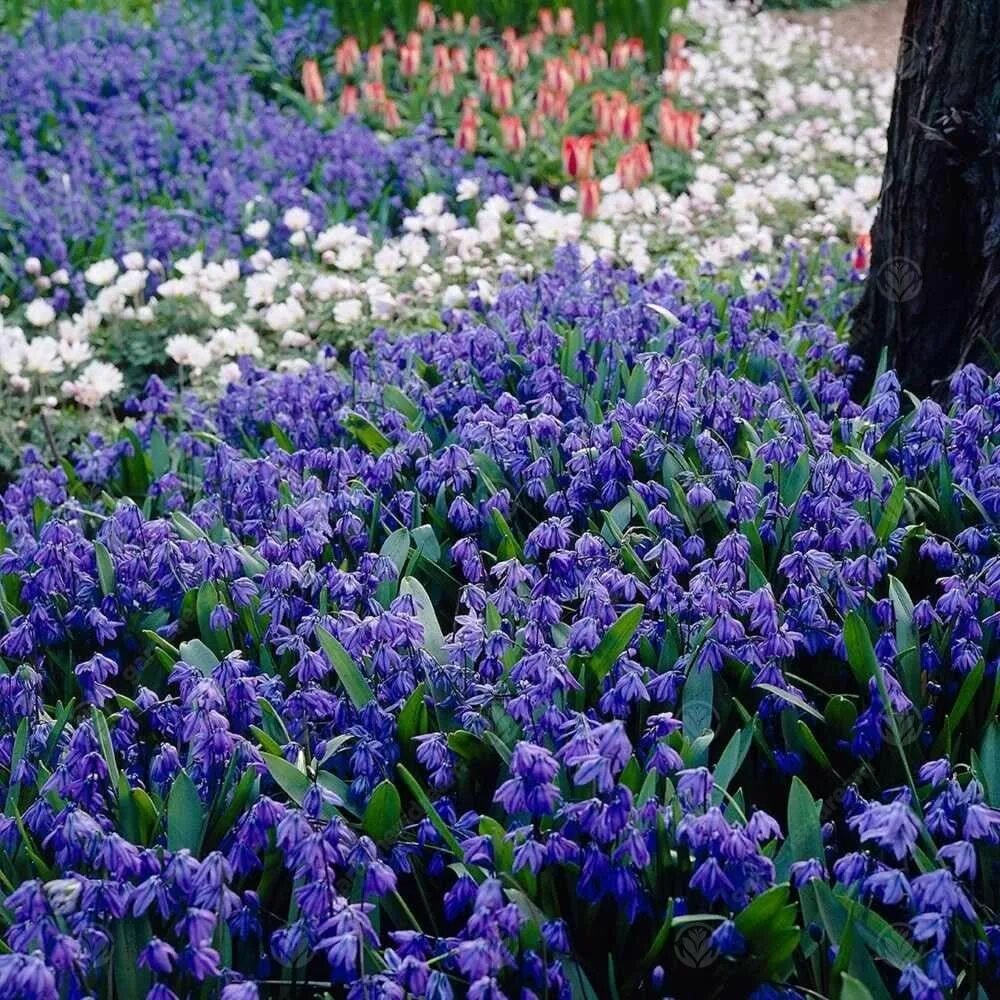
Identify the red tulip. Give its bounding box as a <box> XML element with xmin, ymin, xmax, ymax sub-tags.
<box><xmin>528</xmin><ymin>111</ymin><xmax>546</xmax><ymax>139</ymax></box>
<box><xmin>616</xmin><ymin>143</ymin><xmax>653</xmax><ymax>191</ymax></box>
<box><xmin>569</xmin><ymin>49</ymin><xmax>592</xmax><ymax>84</ymax></box>
<box><xmin>451</xmin><ymin>46</ymin><xmax>469</xmax><ymax>74</ymax></box>
<box><xmin>301</xmin><ymin>59</ymin><xmax>325</xmax><ymax>104</ymax></box>
<box><xmin>433</xmin><ymin>45</ymin><xmax>451</xmax><ymax>72</ymax></box>
<box><xmin>475</xmin><ymin>46</ymin><xmax>498</xmax><ymax>80</ymax></box>
<box><xmin>491</xmin><ymin>76</ymin><xmax>514</xmax><ymax>112</ymax></box>
<box><xmin>539</xmin><ymin>8</ymin><xmax>554</xmax><ymax>34</ymax></box>
<box><xmin>508</xmin><ymin>39</ymin><xmax>529</xmax><ymax>74</ymax></box>
<box><xmin>593</xmin><ymin>22</ymin><xmax>607</xmax><ymax>47</ymax></box>
<box><xmin>556</xmin><ymin>7</ymin><xmax>574</xmax><ymax>35</ymax></box>
<box><xmin>658</xmin><ymin>99</ymin><xmax>700</xmax><ymax>151</ymax></box>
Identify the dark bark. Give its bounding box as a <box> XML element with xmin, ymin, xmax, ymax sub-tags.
<box><xmin>850</xmin><ymin>0</ymin><xmax>1000</xmax><ymax>398</ymax></box>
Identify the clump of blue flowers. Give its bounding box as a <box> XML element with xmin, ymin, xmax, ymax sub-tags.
<box><xmin>3</xmin><ymin>246</ymin><xmax>1000</xmax><ymax>999</ymax></box>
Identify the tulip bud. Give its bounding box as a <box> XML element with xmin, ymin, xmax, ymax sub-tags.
<box><xmin>301</xmin><ymin>59</ymin><xmax>325</xmax><ymax>104</ymax></box>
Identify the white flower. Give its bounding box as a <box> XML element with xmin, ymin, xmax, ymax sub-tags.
<box><xmin>58</xmin><ymin>339</ymin><xmax>91</xmax><ymax>366</ymax></box>
<box><xmin>122</xmin><ymin>251</ymin><xmax>145</xmax><ymax>271</ymax></box>
<box><xmin>84</xmin><ymin>259</ymin><xmax>119</xmax><ymax>287</ymax></box>
<box><xmin>280</xmin><ymin>330</ymin><xmax>311</xmax><ymax>348</ymax></box>
<box><xmin>333</xmin><ymin>298</ymin><xmax>364</xmax><ymax>326</ymax></box>
<box><xmin>245</xmin><ymin>219</ymin><xmax>271</xmax><ymax>241</ymax></box>
<box><xmin>442</xmin><ymin>284</ymin><xmax>465</xmax><ymax>308</ymax></box>
<box><xmin>116</xmin><ymin>270</ymin><xmax>147</xmax><ymax>297</ymax></box>
<box><xmin>456</xmin><ymin>178</ymin><xmax>480</xmax><ymax>202</ymax></box>
<box><xmin>334</xmin><ymin>245</ymin><xmax>366</xmax><ymax>271</ymax></box>
<box><xmin>175</xmin><ymin>251</ymin><xmax>204</xmax><ymax>277</ymax></box>
<box><xmin>63</xmin><ymin>361</ymin><xmax>124</xmax><ymax>406</ymax></box>
<box><xmin>51</xmin><ymin>269</ymin><xmax>69</xmax><ymax>286</ymax></box>
<box><xmin>25</xmin><ymin>299</ymin><xmax>56</xmax><ymax>327</ymax></box>
<box><xmin>165</xmin><ymin>334</ymin><xmax>212</xmax><ymax>372</ymax></box>
<box><xmin>289</xmin><ymin>231</ymin><xmax>308</xmax><ymax>248</ymax></box>
<box><xmin>217</xmin><ymin>362</ymin><xmax>242</xmax><ymax>387</ymax></box>
<box><xmin>282</xmin><ymin>206</ymin><xmax>311</xmax><ymax>232</ymax></box>
<box><xmin>264</xmin><ymin>299</ymin><xmax>306</xmax><ymax>333</ymax></box>
<box><xmin>24</xmin><ymin>257</ymin><xmax>42</xmax><ymax>277</ymax></box>
<box><xmin>416</xmin><ymin>193</ymin><xmax>445</xmax><ymax>218</ymax></box>
<box><xmin>373</xmin><ymin>244</ymin><xmax>406</xmax><ymax>276</ymax></box>
<box><xmin>23</xmin><ymin>336</ymin><xmax>64</xmax><ymax>375</ymax></box>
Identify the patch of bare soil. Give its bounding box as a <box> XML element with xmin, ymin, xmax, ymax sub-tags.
<box><xmin>781</xmin><ymin>0</ymin><xmax>906</xmax><ymax>71</ymax></box>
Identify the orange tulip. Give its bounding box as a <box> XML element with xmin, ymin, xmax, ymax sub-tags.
<box><xmin>589</xmin><ymin>46</ymin><xmax>609</xmax><ymax>70</ymax></box>
<box><xmin>658</xmin><ymin>99</ymin><xmax>700</xmax><ymax>151</ymax></box>
<box><xmin>339</xmin><ymin>84</ymin><xmax>359</xmax><ymax>115</ymax></box>
<box><xmin>432</xmin><ymin>68</ymin><xmax>456</xmax><ymax>96</ymax></box>
<box><xmin>301</xmin><ymin>59</ymin><xmax>325</xmax><ymax>104</ymax></box>
<box><xmin>491</xmin><ymin>76</ymin><xmax>514</xmax><ymax>112</ymax></box>
<box><xmin>528</xmin><ymin>111</ymin><xmax>546</xmax><ymax>139</ymax></box>
<box><xmin>416</xmin><ymin>1</ymin><xmax>435</xmax><ymax>30</ymax></box>
<box><xmin>475</xmin><ymin>46</ymin><xmax>498</xmax><ymax>80</ymax></box>
<box><xmin>508</xmin><ymin>40</ymin><xmax>529</xmax><ymax>74</ymax></box>
<box><xmin>556</xmin><ymin>7</ymin><xmax>574</xmax><ymax>35</ymax></box>
<box><xmin>569</xmin><ymin>49</ymin><xmax>592</xmax><ymax>84</ymax></box>
<box><xmin>367</xmin><ymin>44</ymin><xmax>383</xmax><ymax>81</ymax></box>
<box><xmin>616</xmin><ymin>143</ymin><xmax>653</xmax><ymax>191</ymax></box>
<box><xmin>384</xmin><ymin>99</ymin><xmax>402</xmax><ymax>129</ymax></box>
<box><xmin>500</xmin><ymin>114</ymin><xmax>527</xmax><ymax>153</ymax></box>
<box><xmin>456</xmin><ymin>110</ymin><xmax>479</xmax><ymax>153</ymax></box>
<box><xmin>539</xmin><ymin>8</ymin><xmax>554</xmax><ymax>34</ymax></box>
<box><xmin>854</xmin><ymin>233</ymin><xmax>872</xmax><ymax>270</ymax></box>
<box><xmin>400</xmin><ymin>42</ymin><xmax>422</xmax><ymax>77</ymax></box>
<box><xmin>610</xmin><ymin>40</ymin><xmax>631</xmax><ymax>70</ymax></box>
<box><xmin>433</xmin><ymin>44</ymin><xmax>451</xmax><ymax>72</ymax></box>
<box><xmin>335</xmin><ymin>37</ymin><xmax>361</xmax><ymax>76</ymax></box>
<box><xmin>562</xmin><ymin>134</ymin><xmax>595</xmax><ymax>180</ymax></box>
<box><xmin>451</xmin><ymin>46</ymin><xmax>469</xmax><ymax>74</ymax></box>
<box><xmin>579</xmin><ymin>179</ymin><xmax>601</xmax><ymax>218</ymax></box>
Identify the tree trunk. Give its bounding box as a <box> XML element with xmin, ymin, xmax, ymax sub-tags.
<box><xmin>850</xmin><ymin>0</ymin><xmax>1000</xmax><ymax>398</ymax></box>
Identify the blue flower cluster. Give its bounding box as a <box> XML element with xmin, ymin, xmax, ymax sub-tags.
<box><xmin>0</xmin><ymin>2</ymin><xmax>506</xmax><ymax>304</ymax></box>
<box><xmin>2</xmin><ymin>246</ymin><xmax>1000</xmax><ymax>998</ymax></box>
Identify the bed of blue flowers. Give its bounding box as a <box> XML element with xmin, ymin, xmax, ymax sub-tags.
<box><xmin>2</xmin><ymin>241</ymin><xmax>1000</xmax><ymax>1000</ymax></box>
<box><xmin>2</xmin><ymin>3</ymin><xmax>1000</xmax><ymax>1000</ymax></box>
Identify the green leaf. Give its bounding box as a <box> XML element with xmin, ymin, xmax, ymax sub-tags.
<box><xmin>343</xmin><ymin>411</ymin><xmax>392</xmax><ymax>455</ymax></box>
<box><xmin>756</xmin><ymin>682</ymin><xmax>825</xmax><ymax>722</ymax></box>
<box><xmin>980</xmin><ymin>724</ymin><xmax>1000</xmax><ymax>806</ymax></box>
<box><xmin>383</xmin><ymin>385</ymin><xmax>421</xmax><ymax>423</ymax></box>
<box><xmin>932</xmin><ymin>659</ymin><xmax>984</xmax><ymax>755</ymax></box>
<box><xmin>362</xmin><ymin>780</ymin><xmax>402</xmax><ymax>843</ymax></box>
<box><xmin>178</xmin><ymin>638</ymin><xmax>219</xmax><ymax>675</ymax></box>
<box><xmin>588</xmin><ymin>605</ymin><xmax>643</xmax><ymax>681</ymax></box>
<box><xmin>380</xmin><ymin>528</ymin><xmax>411</xmax><ymax>574</ymax></box>
<box><xmin>775</xmin><ymin>777</ymin><xmax>823</xmax><ymax>881</ymax></box>
<box><xmin>842</xmin><ymin>612</ymin><xmax>878</xmax><ymax>685</ymax></box>
<box><xmin>315</xmin><ymin>625</ymin><xmax>375</xmax><ymax>709</ymax></box>
<box><xmin>396</xmin><ymin>763</ymin><xmax>472</xmax><ymax>873</ymax></box>
<box><xmin>839</xmin><ymin>975</ymin><xmax>875</xmax><ymax>1000</ymax></box>
<box><xmin>167</xmin><ymin>769</ymin><xmax>204</xmax><ymax>853</ymax></box>
<box><xmin>113</xmin><ymin>917</ymin><xmax>153</xmax><ymax>999</ymax></box>
<box><xmin>4</xmin><ymin>718</ymin><xmax>28</xmax><ymax>814</ymax></box>
<box><xmin>91</xmin><ymin>708</ymin><xmax>120</xmax><ymax>788</ymax></box>
<box><xmin>400</xmin><ymin>577</ymin><xmax>447</xmax><ymax>664</ymax></box>
<box><xmin>94</xmin><ymin>541</ymin><xmax>116</xmax><ymax>596</ymax></box>
<box><xmin>876</xmin><ymin>478</ymin><xmax>906</xmax><ymax>542</ymax></box>
<box><xmin>261</xmin><ymin>752</ymin><xmax>309</xmax><ymax>805</ymax></box>
<box><xmin>398</xmin><ymin>683</ymin><xmax>430</xmax><ymax>749</ymax></box>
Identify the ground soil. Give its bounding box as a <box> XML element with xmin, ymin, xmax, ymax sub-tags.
<box><xmin>780</xmin><ymin>0</ymin><xmax>907</xmax><ymax>71</ymax></box>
